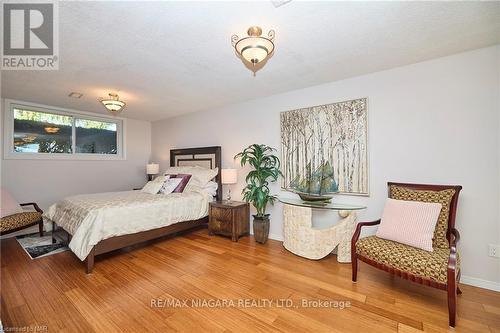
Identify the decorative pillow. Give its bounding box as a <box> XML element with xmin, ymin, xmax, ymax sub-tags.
<box><xmin>376</xmin><ymin>198</ymin><xmax>442</xmax><ymax>252</ymax></box>
<box><xmin>204</xmin><ymin>181</ymin><xmax>219</xmax><ymax>197</ymax></box>
<box><xmin>389</xmin><ymin>185</ymin><xmax>456</xmax><ymax>249</ymax></box>
<box><xmin>185</xmin><ymin>180</ymin><xmax>219</xmax><ymax>197</ymax></box>
<box><xmin>164</xmin><ymin>174</ymin><xmax>192</xmax><ymax>193</ymax></box>
<box><xmin>0</xmin><ymin>189</ymin><xmax>23</xmax><ymax>218</ymax></box>
<box><xmin>141</xmin><ymin>181</ymin><xmax>165</xmax><ymax>194</ymax></box>
<box><xmin>174</xmin><ymin>174</ymin><xmax>192</xmax><ymax>193</ymax></box>
<box><xmin>159</xmin><ymin>177</ymin><xmax>183</xmax><ymax>194</ymax></box>
<box><xmin>163</xmin><ymin>166</ymin><xmax>218</xmax><ymax>187</ymax></box>
<box><xmin>152</xmin><ymin>175</ymin><xmax>169</xmax><ymax>183</ymax></box>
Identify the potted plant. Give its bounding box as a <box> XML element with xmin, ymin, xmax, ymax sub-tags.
<box><xmin>234</xmin><ymin>144</ymin><xmax>282</xmax><ymax>244</ymax></box>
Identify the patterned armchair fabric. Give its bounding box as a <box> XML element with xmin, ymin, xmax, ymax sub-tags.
<box><xmin>356</xmin><ymin>235</ymin><xmax>460</xmax><ymax>284</ymax></box>
<box><xmin>389</xmin><ymin>185</ymin><xmax>455</xmax><ymax>249</ymax></box>
<box><xmin>0</xmin><ymin>211</ymin><xmax>42</xmax><ymax>233</ymax></box>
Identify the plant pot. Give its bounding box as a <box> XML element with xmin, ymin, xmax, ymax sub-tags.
<box><xmin>253</xmin><ymin>214</ymin><xmax>270</xmax><ymax>244</ymax></box>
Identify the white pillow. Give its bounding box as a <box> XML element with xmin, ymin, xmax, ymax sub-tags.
<box><xmin>203</xmin><ymin>181</ymin><xmax>218</xmax><ymax>197</ymax></box>
<box><xmin>152</xmin><ymin>175</ymin><xmax>168</xmax><ymax>183</ymax></box>
<box><xmin>141</xmin><ymin>181</ymin><xmax>164</xmax><ymax>194</ymax></box>
<box><xmin>186</xmin><ymin>181</ymin><xmax>219</xmax><ymax>197</ymax></box>
<box><xmin>376</xmin><ymin>198</ymin><xmax>442</xmax><ymax>252</ymax></box>
<box><xmin>159</xmin><ymin>178</ymin><xmax>183</xmax><ymax>194</ymax></box>
<box><xmin>163</xmin><ymin>166</ymin><xmax>218</xmax><ymax>187</ymax></box>
<box><xmin>184</xmin><ymin>181</ymin><xmax>218</xmax><ymax>197</ymax></box>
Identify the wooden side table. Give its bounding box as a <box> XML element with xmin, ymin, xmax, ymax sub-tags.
<box><xmin>209</xmin><ymin>201</ymin><xmax>249</xmax><ymax>242</ymax></box>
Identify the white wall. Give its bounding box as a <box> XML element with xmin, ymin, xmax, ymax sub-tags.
<box><xmin>498</xmin><ymin>50</ymin><xmax>500</xmax><ymax>289</ymax></box>
<box><xmin>1</xmin><ymin>106</ymin><xmax>152</xmax><ymax>212</ymax></box>
<box><xmin>152</xmin><ymin>46</ymin><xmax>500</xmax><ymax>288</ymax></box>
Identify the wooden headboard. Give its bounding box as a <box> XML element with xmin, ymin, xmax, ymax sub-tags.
<box><xmin>170</xmin><ymin>146</ymin><xmax>222</xmax><ymax>201</ymax></box>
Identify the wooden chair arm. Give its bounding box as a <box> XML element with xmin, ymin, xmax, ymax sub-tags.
<box><xmin>351</xmin><ymin>219</ymin><xmax>381</xmax><ymax>250</ymax></box>
<box><xmin>448</xmin><ymin>228</ymin><xmax>460</xmax><ymax>272</ymax></box>
<box><xmin>20</xmin><ymin>202</ymin><xmax>43</xmax><ymax>214</ymax></box>
<box><xmin>450</xmin><ymin>228</ymin><xmax>460</xmax><ymax>245</ymax></box>
<box><xmin>351</xmin><ymin>219</ymin><xmax>381</xmax><ymax>263</ymax></box>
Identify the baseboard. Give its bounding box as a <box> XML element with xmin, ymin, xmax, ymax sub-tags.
<box><xmin>266</xmin><ymin>233</ymin><xmax>500</xmax><ymax>293</ymax></box>
<box><xmin>249</xmin><ymin>232</ymin><xmax>284</xmax><ymax>242</ymax></box>
<box><xmin>461</xmin><ymin>275</ymin><xmax>500</xmax><ymax>292</ymax></box>
<box><xmin>268</xmin><ymin>233</ymin><xmax>284</xmax><ymax>242</ymax></box>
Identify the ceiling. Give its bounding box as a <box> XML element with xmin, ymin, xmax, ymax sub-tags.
<box><xmin>2</xmin><ymin>1</ymin><xmax>499</xmax><ymax>121</ymax></box>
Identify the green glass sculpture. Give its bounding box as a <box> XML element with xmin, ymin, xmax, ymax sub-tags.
<box><xmin>290</xmin><ymin>161</ymin><xmax>339</xmax><ymax>202</ymax></box>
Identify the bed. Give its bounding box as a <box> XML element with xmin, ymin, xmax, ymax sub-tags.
<box><xmin>44</xmin><ymin>146</ymin><xmax>222</xmax><ymax>273</ymax></box>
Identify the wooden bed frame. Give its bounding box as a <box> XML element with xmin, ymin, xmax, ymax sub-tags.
<box><xmin>80</xmin><ymin>146</ymin><xmax>222</xmax><ymax>273</ymax></box>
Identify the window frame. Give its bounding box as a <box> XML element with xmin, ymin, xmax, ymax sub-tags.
<box><xmin>3</xmin><ymin>99</ymin><xmax>126</xmax><ymax>160</ymax></box>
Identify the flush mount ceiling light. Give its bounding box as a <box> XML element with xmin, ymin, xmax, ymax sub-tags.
<box><xmin>44</xmin><ymin>126</ymin><xmax>60</xmax><ymax>134</ymax></box>
<box><xmin>231</xmin><ymin>26</ymin><xmax>275</xmax><ymax>76</ymax></box>
<box><xmin>99</xmin><ymin>93</ymin><xmax>126</xmax><ymax>115</ymax></box>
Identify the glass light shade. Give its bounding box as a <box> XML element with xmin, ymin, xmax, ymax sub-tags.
<box><xmin>101</xmin><ymin>100</ymin><xmax>125</xmax><ymax>112</ymax></box>
<box><xmin>235</xmin><ymin>37</ymin><xmax>274</xmax><ymax>64</ymax></box>
<box><xmin>146</xmin><ymin>163</ymin><xmax>159</xmax><ymax>175</ymax></box>
<box><xmin>44</xmin><ymin>126</ymin><xmax>60</xmax><ymax>134</ymax></box>
<box><xmin>100</xmin><ymin>93</ymin><xmax>126</xmax><ymax>114</ymax></box>
<box><xmin>221</xmin><ymin>168</ymin><xmax>237</xmax><ymax>184</ymax></box>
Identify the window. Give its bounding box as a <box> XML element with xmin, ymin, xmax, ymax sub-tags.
<box><xmin>75</xmin><ymin>119</ymin><xmax>117</xmax><ymax>154</ymax></box>
<box><xmin>14</xmin><ymin>109</ymin><xmax>73</xmax><ymax>154</ymax></box>
<box><xmin>4</xmin><ymin>100</ymin><xmax>125</xmax><ymax>160</ymax></box>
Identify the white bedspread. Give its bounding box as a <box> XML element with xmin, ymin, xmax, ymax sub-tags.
<box><xmin>43</xmin><ymin>188</ymin><xmax>210</xmax><ymax>260</ymax></box>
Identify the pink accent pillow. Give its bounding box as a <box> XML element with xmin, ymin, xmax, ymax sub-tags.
<box><xmin>158</xmin><ymin>178</ymin><xmax>182</xmax><ymax>194</ymax></box>
<box><xmin>376</xmin><ymin>198</ymin><xmax>442</xmax><ymax>252</ymax></box>
<box><xmin>165</xmin><ymin>174</ymin><xmax>192</xmax><ymax>193</ymax></box>
<box><xmin>1</xmin><ymin>189</ymin><xmax>23</xmax><ymax>218</ymax></box>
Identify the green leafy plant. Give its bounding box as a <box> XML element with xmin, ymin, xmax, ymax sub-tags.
<box><xmin>234</xmin><ymin>144</ymin><xmax>282</xmax><ymax>217</ymax></box>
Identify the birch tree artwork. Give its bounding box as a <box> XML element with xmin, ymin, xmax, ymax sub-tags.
<box><xmin>280</xmin><ymin>98</ymin><xmax>368</xmax><ymax>195</ymax></box>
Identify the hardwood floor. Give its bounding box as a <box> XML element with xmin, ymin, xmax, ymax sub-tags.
<box><xmin>1</xmin><ymin>228</ymin><xmax>499</xmax><ymax>332</ymax></box>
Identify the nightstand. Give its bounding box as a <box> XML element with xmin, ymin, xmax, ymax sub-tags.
<box><xmin>209</xmin><ymin>201</ymin><xmax>250</xmax><ymax>242</ymax></box>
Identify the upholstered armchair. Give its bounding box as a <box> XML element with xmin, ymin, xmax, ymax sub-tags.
<box><xmin>351</xmin><ymin>182</ymin><xmax>462</xmax><ymax>327</ymax></box>
<box><xmin>1</xmin><ymin>190</ymin><xmax>44</xmax><ymax>237</ymax></box>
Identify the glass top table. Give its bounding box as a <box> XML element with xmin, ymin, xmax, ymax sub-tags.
<box><xmin>279</xmin><ymin>196</ymin><xmax>366</xmax><ymax>263</ymax></box>
<box><xmin>278</xmin><ymin>196</ymin><xmax>366</xmax><ymax>211</ymax></box>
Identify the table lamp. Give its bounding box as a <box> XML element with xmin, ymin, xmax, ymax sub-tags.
<box><xmin>146</xmin><ymin>163</ymin><xmax>159</xmax><ymax>181</ymax></box>
<box><xmin>221</xmin><ymin>169</ymin><xmax>237</xmax><ymax>201</ymax></box>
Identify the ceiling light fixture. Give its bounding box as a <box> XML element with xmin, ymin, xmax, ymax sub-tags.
<box><xmin>44</xmin><ymin>126</ymin><xmax>60</xmax><ymax>134</ymax></box>
<box><xmin>99</xmin><ymin>93</ymin><xmax>126</xmax><ymax>115</ymax></box>
<box><xmin>231</xmin><ymin>26</ymin><xmax>275</xmax><ymax>76</ymax></box>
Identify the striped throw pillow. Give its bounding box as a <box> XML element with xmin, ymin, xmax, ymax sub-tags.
<box><xmin>376</xmin><ymin>198</ymin><xmax>442</xmax><ymax>251</ymax></box>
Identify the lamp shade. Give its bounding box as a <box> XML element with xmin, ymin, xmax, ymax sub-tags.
<box><xmin>146</xmin><ymin>163</ymin><xmax>159</xmax><ymax>175</ymax></box>
<box><xmin>100</xmin><ymin>93</ymin><xmax>126</xmax><ymax>114</ymax></box>
<box><xmin>221</xmin><ymin>169</ymin><xmax>237</xmax><ymax>185</ymax></box>
<box><xmin>231</xmin><ymin>26</ymin><xmax>275</xmax><ymax>75</ymax></box>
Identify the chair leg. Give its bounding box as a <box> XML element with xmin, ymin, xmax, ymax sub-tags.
<box><xmin>447</xmin><ymin>271</ymin><xmax>457</xmax><ymax>327</ymax></box>
<box><xmin>52</xmin><ymin>221</ymin><xmax>56</xmax><ymax>244</ymax></box>
<box><xmin>38</xmin><ymin>219</ymin><xmax>44</xmax><ymax>237</ymax></box>
<box><xmin>352</xmin><ymin>255</ymin><xmax>358</xmax><ymax>282</ymax></box>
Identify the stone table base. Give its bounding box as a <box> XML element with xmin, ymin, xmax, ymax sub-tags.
<box><xmin>282</xmin><ymin>204</ymin><xmax>357</xmax><ymax>263</ymax></box>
